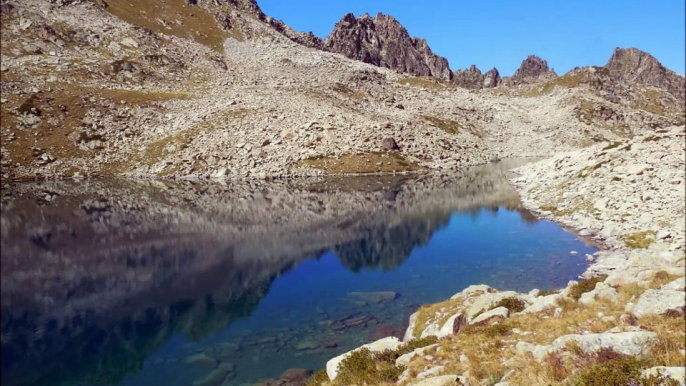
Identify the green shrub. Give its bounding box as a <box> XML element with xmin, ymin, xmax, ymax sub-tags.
<box><xmin>396</xmin><ymin>336</ymin><xmax>439</xmax><ymax>356</ymax></box>
<box><xmin>313</xmin><ymin>336</ymin><xmax>441</xmax><ymax>385</ymax></box>
<box><xmin>492</xmin><ymin>297</ymin><xmax>526</xmax><ymax>313</ymax></box>
<box><xmin>568</xmin><ymin>275</ymin><xmax>608</xmax><ymax>301</ymax></box>
<box><xmin>574</xmin><ymin>356</ymin><xmax>679</xmax><ymax>386</ymax></box>
<box><xmin>622</xmin><ymin>231</ymin><xmax>656</xmax><ymax>249</ymax></box>
<box><xmin>462</xmin><ymin>323</ymin><xmax>512</xmax><ymax>337</ymax></box>
<box><xmin>333</xmin><ymin>348</ymin><xmax>405</xmax><ymax>386</ymax></box>
<box><xmin>306</xmin><ymin>370</ymin><xmax>329</xmax><ymax>386</ymax></box>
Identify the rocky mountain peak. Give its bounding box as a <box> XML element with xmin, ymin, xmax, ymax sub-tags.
<box><xmin>452</xmin><ymin>65</ymin><xmax>483</xmax><ymax>89</ymax></box>
<box><xmin>452</xmin><ymin>65</ymin><xmax>502</xmax><ymax>90</ymax></box>
<box><xmin>506</xmin><ymin>54</ymin><xmax>557</xmax><ymax>85</ymax></box>
<box><xmin>225</xmin><ymin>0</ymin><xmax>262</xmax><ymax>15</ymax></box>
<box><xmin>323</xmin><ymin>12</ymin><xmax>451</xmax><ymax>80</ymax></box>
<box><xmin>483</xmin><ymin>68</ymin><xmax>502</xmax><ymax>88</ymax></box>
<box><xmin>606</xmin><ymin>47</ymin><xmax>685</xmax><ymax>101</ymax></box>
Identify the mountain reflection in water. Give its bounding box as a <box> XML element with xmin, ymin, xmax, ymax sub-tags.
<box><xmin>0</xmin><ymin>159</ymin><xmax>595</xmax><ymax>386</ymax></box>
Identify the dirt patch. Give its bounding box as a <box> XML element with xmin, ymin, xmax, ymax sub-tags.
<box><xmin>396</xmin><ymin>76</ymin><xmax>455</xmax><ymax>91</ymax></box>
<box><xmin>421</xmin><ymin>115</ymin><xmax>460</xmax><ymax>134</ymax></box>
<box><xmin>298</xmin><ymin>152</ymin><xmax>425</xmax><ymax>174</ymax></box>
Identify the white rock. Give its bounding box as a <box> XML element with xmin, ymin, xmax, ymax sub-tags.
<box><xmin>210</xmin><ymin>168</ymin><xmax>229</xmax><ymax>179</ymax></box>
<box><xmin>465</xmin><ymin>291</ymin><xmax>526</xmax><ymax>320</ymax></box>
<box><xmin>326</xmin><ymin>337</ymin><xmax>401</xmax><ymax>381</ymax></box>
<box><xmin>417</xmin><ymin>366</ymin><xmax>445</xmax><ymax>379</ymax></box>
<box><xmin>403</xmin><ymin>312</ymin><xmax>418</xmax><ymax>341</ymax></box>
<box><xmin>420</xmin><ymin>321</ymin><xmax>442</xmax><ymax>339</ymax></box>
<box><xmin>451</xmin><ymin>284</ymin><xmax>492</xmax><ymax>299</ymax></box>
<box><xmin>470</xmin><ymin>306</ymin><xmax>509</xmax><ymax>324</ymax></box>
<box><xmin>663</xmin><ymin>277</ymin><xmax>686</xmax><ymax>291</ymax></box>
<box><xmin>641</xmin><ymin>366</ymin><xmax>685</xmax><ymax>386</ymax></box>
<box><xmin>408</xmin><ymin>375</ymin><xmax>459</xmax><ymax>386</ymax></box>
<box><xmin>435</xmin><ymin>313</ymin><xmax>466</xmax><ymax>338</ymax></box>
<box><xmin>552</xmin><ymin>331</ymin><xmax>657</xmax><ymax>356</ymax></box>
<box><xmin>395</xmin><ymin>344</ymin><xmax>439</xmax><ymax>367</ymax></box>
<box><xmin>521</xmin><ymin>293</ymin><xmax>561</xmax><ymax>314</ymax></box>
<box><xmin>120</xmin><ymin>38</ymin><xmax>139</xmax><ymax>48</ymax></box>
<box><xmin>579</xmin><ymin>283</ymin><xmax>619</xmax><ymax>305</ymax></box>
<box><xmin>626</xmin><ymin>163</ymin><xmax>651</xmax><ymax>175</ymax></box>
<box><xmin>516</xmin><ymin>341</ymin><xmax>554</xmax><ymax>362</ymax></box>
<box><xmin>656</xmin><ymin>229</ymin><xmax>671</xmax><ymax>240</ymax></box>
<box><xmin>632</xmin><ymin>280</ymin><xmax>685</xmax><ymax>318</ymax></box>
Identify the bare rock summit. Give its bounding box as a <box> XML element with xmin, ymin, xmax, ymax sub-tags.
<box><xmin>504</xmin><ymin>55</ymin><xmax>557</xmax><ymax>85</ymax></box>
<box><xmin>323</xmin><ymin>13</ymin><xmax>451</xmax><ymax>81</ymax></box>
<box><xmin>606</xmin><ymin>47</ymin><xmax>685</xmax><ymax>102</ymax></box>
<box><xmin>452</xmin><ymin>65</ymin><xmax>502</xmax><ymax>89</ymax></box>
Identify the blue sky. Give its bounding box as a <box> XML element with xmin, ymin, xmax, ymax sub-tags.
<box><xmin>258</xmin><ymin>0</ymin><xmax>685</xmax><ymax>76</ymax></box>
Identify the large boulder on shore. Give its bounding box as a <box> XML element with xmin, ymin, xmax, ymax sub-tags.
<box><xmin>631</xmin><ymin>277</ymin><xmax>685</xmax><ymax>318</ymax></box>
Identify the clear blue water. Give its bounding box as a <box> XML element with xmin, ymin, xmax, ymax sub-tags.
<box><xmin>0</xmin><ymin>161</ymin><xmax>597</xmax><ymax>386</ymax></box>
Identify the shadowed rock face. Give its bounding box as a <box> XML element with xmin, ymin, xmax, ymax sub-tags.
<box><xmin>483</xmin><ymin>68</ymin><xmax>502</xmax><ymax>88</ymax></box>
<box><xmin>323</xmin><ymin>13</ymin><xmax>451</xmax><ymax>80</ymax></box>
<box><xmin>606</xmin><ymin>47</ymin><xmax>686</xmax><ymax>103</ymax></box>
<box><xmin>452</xmin><ymin>65</ymin><xmax>484</xmax><ymax>89</ymax></box>
<box><xmin>505</xmin><ymin>55</ymin><xmax>558</xmax><ymax>85</ymax></box>
<box><xmin>452</xmin><ymin>66</ymin><xmax>502</xmax><ymax>89</ymax></box>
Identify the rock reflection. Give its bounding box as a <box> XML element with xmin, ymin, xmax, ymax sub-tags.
<box><xmin>0</xmin><ymin>159</ymin><xmax>535</xmax><ymax>386</ymax></box>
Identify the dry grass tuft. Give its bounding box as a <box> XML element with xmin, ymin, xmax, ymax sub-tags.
<box><xmin>298</xmin><ymin>152</ymin><xmax>425</xmax><ymax>175</ymax></box>
<box><xmin>396</xmin><ymin>76</ymin><xmax>455</xmax><ymax>91</ymax></box>
<box><xmin>103</xmin><ymin>0</ymin><xmax>228</xmax><ymax>52</ymax></box>
<box><xmin>622</xmin><ymin>231</ymin><xmax>657</xmax><ymax>249</ymax></box>
<box><xmin>421</xmin><ymin>115</ymin><xmax>460</xmax><ymax>134</ymax></box>
<box><xmin>568</xmin><ymin>275</ymin><xmax>608</xmax><ymax>301</ymax></box>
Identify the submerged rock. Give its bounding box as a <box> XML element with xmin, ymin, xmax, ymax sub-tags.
<box><xmin>370</xmin><ymin>324</ymin><xmax>405</xmax><ymax>341</ymax></box>
<box><xmin>348</xmin><ymin>291</ymin><xmax>399</xmax><ymax>303</ymax></box>
<box><xmin>192</xmin><ymin>362</ymin><xmax>236</xmax><ymax>386</ymax></box>
<box><xmin>184</xmin><ymin>353</ymin><xmax>219</xmax><ymax>369</ymax></box>
<box><xmin>280</xmin><ymin>368</ymin><xmax>314</xmax><ymax>383</ymax></box>
<box><xmin>295</xmin><ymin>340</ymin><xmax>320</xmax><ymax>351</ymax></box>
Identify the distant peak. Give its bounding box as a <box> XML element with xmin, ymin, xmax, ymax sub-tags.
<box><xmin>508</xmin><ymin>54</ymin><xmax>557</xmax><ymax>84</ymax></box>
<box><xmin>323</xmin><ymin>10</ymin><xmax>451</xmax><ymax>80</ymax></box>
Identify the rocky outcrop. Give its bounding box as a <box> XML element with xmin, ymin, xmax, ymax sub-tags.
<box><xmin>552</xmin><ymin>331</ymin><xmax>658</xmax><ymax>356</ymax></box>
<box><xmin>606</xmin><ymin>47</ymin><xmax>685</xmax><ymax>102</ymax></box>
<box><xmin>512</xmin><ymin>126</ymin><xmax>685</xmax><ymax>256</ymax></box>
<box><xmin>483</xmin><ymin>67</ymin><xmax>502</xmax><ymax>88</ymax></box>
<box><xmin>630</xmin><ymin>277</ymin><xmax>685</xmax><ymax>317</ymax></box>
<box><xmin>503</xmin><ymin>55</ymin><xmax>557</xmax><ymax>85</ymax></box>
<box><xmin>452</xmin><ymin>65</ymin><xmax>502</xmax><ymax>89</ymax></box>
<box><xmin>323</xmin><ymin>13</ymin><xmax>451</xmax><ymax>80</ymax></box>
<box><xmin>452</xmin><ymin>65</ymin><xmax>484</xmax><ymax>89</ymax></box>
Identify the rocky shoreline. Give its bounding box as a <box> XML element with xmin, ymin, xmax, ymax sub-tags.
<box><xmin>313</xmin><ymin>126</ymin><xmax>685</xmax><ymax>386</ymax></box>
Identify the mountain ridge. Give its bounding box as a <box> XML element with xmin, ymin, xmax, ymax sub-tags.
<box><xmin>0</xmin><ymin>0</ymin><xmax>683</xmax><ymax>182</ymax></box>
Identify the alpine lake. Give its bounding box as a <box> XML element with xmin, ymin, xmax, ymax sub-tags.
<box><xmin>1</xmin><ymin>159</ymin><xmax>598</xmax><ymax>386</ymax></box>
